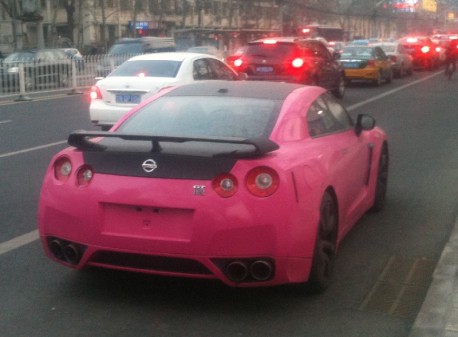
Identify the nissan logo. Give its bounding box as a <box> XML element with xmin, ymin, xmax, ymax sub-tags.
<box><xmin>142</xmin><ymin>159</ymin><xmax>158</xmax><ymax>173</ymax></box>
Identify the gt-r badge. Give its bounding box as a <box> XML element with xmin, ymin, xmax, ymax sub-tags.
<box><xmin>142</xmin><ymin>159</ymin><xmax>158</xmax><ymax>173</ymax></box>
<box><xmin>193</xmin><ymin>185</ymin><xmax>206</xmax><ymax>196</ymax></box>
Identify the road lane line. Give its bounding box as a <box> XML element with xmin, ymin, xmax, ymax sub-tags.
<box><xmin>0</xmin><ymin>230</ymin><xmax>39</xmax><ymax>255</ymax></box>
<box><xmin>0</xmin><ymin>120</ymin><xmax>12</xmax><ymax>124</ymax></box>
<box><xmin>347</xmin><ymin>71</ymin><xmax>442</xmax><ymax>111</ymax></box>
<box><xmin>0</xmin><ymin>140</ymin><xmax>67</xmax><ymax>159</ymax></box>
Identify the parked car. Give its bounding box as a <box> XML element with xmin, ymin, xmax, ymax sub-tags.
<box><xmin>229</xmin><ymin>37</ymin><xmax>346</xmax><ymax>98</ymax></box>
<box><xmin>398</xmin><ymin>36</ymin><xmax>440</xmax><ymax>70</ymax></box>
<box><xmin>0</xmin><ymin>49</ymin><xmax>72</xmax><ymax>91</ymax></box>
<box><xmin>61</xmin><ymin>48</ymin><xmax>85</xmax><ymax>71</ymax></box>
<box><xmin>340</xmin><ymin>45</ymin><xmax>393</xmax><ymax>85</ymax></box>
<box><xmin>371</xmin><ymin>42</ymin><xmax>413</xmax><ymax>77</ymax></box>
<box><xmin>38</xmin><ymin>80</ymin><xmax>388</xmax><ymax>292</ymax></box>
<box><xmin>96</xmin><ymin>37</ymin><xmax>176</xmax><ymax>77</ymax></box>
<box><xmin>90</xmin><ymin>52</ymin><xmax>242</xmax><ymax>130</ymax></box>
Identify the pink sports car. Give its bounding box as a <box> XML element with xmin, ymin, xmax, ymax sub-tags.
<box><xmin>38</xmin><ymin>80</ymin><xmax>388</xmax><ymax>292</ymax></box>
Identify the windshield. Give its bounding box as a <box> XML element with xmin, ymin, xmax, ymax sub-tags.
<box><xmin>341</xmin><ymin>47</ymin><xmax>374</xmax><ymax>59</ymax></box>
<box><xmin>118</xmin><ymin>96</ymin><xmax>280</xmax><ymax>139</ymax></box>
<box><xmin>380</xmin><ymin>45</ymin><xmax>395</xmax><ymax>53</ymax></box>
<box><xmin>4</xmin><ymin>51</ymin><xmax>35</xmax><ymax>62</ymax></box>
<box><xmin>108</xmin><ymin>42</ymin><xmax>144</xmax><ymax>55</ymax></box>
<box><xmin>246</xmin><ymin>43</ymin><xmax>300</xmax><ymax>58</ymax></box>
<box><xmin>109</xmin><ymin>60</ymin><xmax>181</xmax><ymax>78</ymax></box>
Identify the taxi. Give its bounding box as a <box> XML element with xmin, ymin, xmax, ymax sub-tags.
<box><xmin>340</xmin><ymin>45</ymin><xmax>393</xmax><ymax>85</ymax></box>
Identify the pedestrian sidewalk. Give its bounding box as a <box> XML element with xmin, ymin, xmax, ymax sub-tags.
<box><xmin>409</xmin><ymin>217</ymin><xmax>458</xmax><ymax>337</ymax></box>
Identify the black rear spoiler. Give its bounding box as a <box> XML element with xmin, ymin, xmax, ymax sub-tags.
<box><xmin>68</xmin><ymin>130</ymin><xmax>279</xmax><ymax>157</ymax></box>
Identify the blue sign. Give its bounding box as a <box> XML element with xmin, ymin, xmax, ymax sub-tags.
<box><xmin>129</xmin><ymin>21</ymin><xmax>150</xmax><ymax>30</ymax></box>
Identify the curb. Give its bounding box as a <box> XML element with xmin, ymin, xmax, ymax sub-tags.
<box><xmin>408</xmin><ymin>218</ymin><xmax>458</xmax><ymax>337</ymax></box>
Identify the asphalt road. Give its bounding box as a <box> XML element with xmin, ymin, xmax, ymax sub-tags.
<box><xmin>1</xmin><ymin>71</ymin><xmax>458</xmax><ymax>337</ymax></box>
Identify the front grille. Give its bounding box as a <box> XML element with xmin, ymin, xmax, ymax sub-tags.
<box><xmin>90</xmin><ymin>251</ymin><xmax>212</xmax><ymax>275</ymax></box>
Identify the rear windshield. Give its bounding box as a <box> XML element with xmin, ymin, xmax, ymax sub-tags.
<box><xmin>341</xmin><ymin>46</ymin><xmax>374</xmax><ymax>59</ymax></box>
<box><xmin>109</xmin><ymin>60</ymin><xmax>181</xmax><ymax>78</ymax></box>
<box><xmin>118</xmin><ymin>96</ymin><xmax>281</xmax><ymax>139</ymax></box>
<box><xmin>245</xmin><ymin>43</ymin><xmax>300</xmax><ymax>58</ymax></box>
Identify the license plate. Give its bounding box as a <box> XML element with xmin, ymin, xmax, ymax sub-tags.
<box><xmin>256</xmin><ymin>66</ymin><xmax>274</xmax><ymax>73</ymax></box>
<box><xmin>116</xmin><ymin>94</ymin><xmax>141</xmax><ymax>104</ymax></box>
<box><xmin>344</xmin><ymin>62</ymin><xmax>360</xmax><ymax>69</ymax></box>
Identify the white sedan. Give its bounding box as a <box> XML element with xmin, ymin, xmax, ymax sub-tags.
<box><xmin>89</xmin><ymin>52</ymin><xmax>241</xmax><ymax>130</ymax></box>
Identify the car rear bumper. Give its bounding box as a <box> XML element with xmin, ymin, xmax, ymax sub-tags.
<box><xmin>344</xmin><ymin>68</ymin><xmax>378</xmax><ymax>81</ymax></box>
<box><xmin>38</xmin><ymin>170</ymin><xmax>317</xmax><ymax>287</ymax></box>
<box><xmin>89</xmin><ymin>100</ymin><xmax>134</xmax><ymax>128</ymax></box>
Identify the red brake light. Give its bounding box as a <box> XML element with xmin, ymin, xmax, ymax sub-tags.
<box><xmin>54</xmin><ymin>157</ymin><xmax>72</xmax><ymax>182</ymax></box>
<box><xmin>76</xmin><ymin>165</ymin><xmax>94</xmax><ymax>187</ymax></box>
<box><xmin>213</xmin><ymin>173</ymin><xmax>238</xmax><ymax>198</ymax></box>
<box><xmin>292</xmin><ymin>58</ymin><xmax>304</xmax><ymax>68</ymax></box>
<box><xmin>421</xmin><ymin>46</ymin><xmax>430</xmax><ymax>53</ymax></box>
<box><xmin>263</xmin><ymin>39</ymin><xmax>278</xmax><ymax>45</ymax></box>
<box><xmin>246</xmin><ymin>166</ymin><xmax>279</xmax><ymax>197</ymax></box>
<box><xmin>90</xmin><ymin>86</ymin><xmax>102</xmax><ymax>100</ymax></box>
<box><xmin>367</xmin><ymin>60</ymin><xmax>376</xmax><ymax>67</ymax></box>
<box><xmin>233</xmin><ymin>58</ymin><xmax>243</xmax><ymax>68</ymax></box>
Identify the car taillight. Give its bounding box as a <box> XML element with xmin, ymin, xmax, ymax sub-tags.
<box><xmin>367</xmin><ymin>60</ymin><xmax>376</xmax><ymax>67</ymax></box>
<box><xmin>421</xmin><ymin>46</ymin><xmax>430</xmax><ymax>53</ymax></box>
<box><xmin>246</xmin><ymin>166</ymin><xmax>279</xmax><ymax>197</ymax></box>
<box><xmin>90</xmin><ymin>86</ymin><xmax>102</xmax><ymax>100</ymax></box>
<box><xmin>435</xmin><ymin>47</ymin><xmax>441</xmax><ymax>53</ymax></box>
<box><xmin>213</xmin><ymin>173</ymin><xmax>238</xmax><ymax>198</ymax></box>
<box><xmin>233</xmin><ymin>58</ymin><xmax>243</xmax><ymax>68</ymax></box>
<box><xmin>76</xmin><ymin>165</ymin><xmax>94</xmax><ymax>187</ymax></box>
<box><xmin>292</xmin><ymin>58</ymin><xmax>304</xmax><ymax>68</ymax></box>
<box><xmin>54</xmin><ymin>157</ymin><xmax>72</xmax><ymax>182</ymax></box>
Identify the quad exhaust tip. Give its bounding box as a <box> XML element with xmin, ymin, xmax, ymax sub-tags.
<box><xmin>225</xmin><ymin>259</ymin><xmax>274</xmax><ymax>283</ymax></box>
<box><xmin>48</xmin><ymin>238</ymin><xmax>84</xmax><ymax>265</ymax></box>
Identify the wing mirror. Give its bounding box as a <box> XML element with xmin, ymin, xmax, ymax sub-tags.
<box><xmin>355</xmin><ymin>114</ymin><xmax>376</xmax><ymax>136</ymax></box>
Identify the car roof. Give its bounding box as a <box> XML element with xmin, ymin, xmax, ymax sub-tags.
<box><xmin>165</xmin><ymin>80</ymin><xmax>311</xmax><ymax>101</ymax></box>
<box><xmin>127</xmin><ymin>52</ymin><xmax>220</xmax><ymax>62</ymax></box>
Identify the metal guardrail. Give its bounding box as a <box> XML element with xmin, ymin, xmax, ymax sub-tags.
<box><xmin>0</xmin><ymin>54</ymin><xmax>140</xmax><ymax>101</ymax></box>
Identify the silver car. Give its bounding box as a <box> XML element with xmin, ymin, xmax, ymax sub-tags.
<box><xmin>372</xmin><ymin>42</ymin><xmax>413</xmax><ymax>78</ymax></box>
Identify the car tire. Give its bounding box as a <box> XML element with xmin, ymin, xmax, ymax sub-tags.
<box><xmin>59</xmin><ymin>71</ymin><xmax>70</xmax><ymax>88</ymax></box>
<box><xmin>385</xmin><ymin>69</ymin><xmax>393</xmax><ymax>84</ymax></box>
<box><xmin>370</xmin><ymin>143</ymin><xmax>389</xmax><ymax>212</ymax></box>
<box><xmin>332</xmin><ymin>75</ymin><xmax>345</xmax><ymax>99</ymax></box>
<box><xmin>307</xmin><ymin>190</ymin><xmax>338</xmax><ymax>294</ymax></box>
<box><xmin>24</xmin><ymin>73</ymin><xmax>35</xmax><ymax>92</ymax></box>
<box><xmin>373</xmin><ymin>71</ymin><xmax>382</xmax><ymax>86</ymax></box>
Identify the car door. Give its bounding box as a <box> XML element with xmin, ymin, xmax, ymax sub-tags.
<box><xmin>306</xmin><ymin>93</ymin><xmax>373</xmax><ymax>229</ymax></box>
<box><xmin>374</xmin><ymin>47</ymin><xmax>390</xmax><ymax>78</ymax></box>
<box><xmin>207</xmin><ymin>58</ymin><xmax>238</xmax><ymax>80</ymax></box>
<box><xmin>305</xmin><ymin>41</ymin><xmax>339</xmax><ymax>89</ymax></box>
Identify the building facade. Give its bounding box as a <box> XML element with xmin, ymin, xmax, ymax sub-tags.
<box><xmin>0</xmin><ymin>0</ymin><xmax>451</xmax><ymax>55</ymax></box>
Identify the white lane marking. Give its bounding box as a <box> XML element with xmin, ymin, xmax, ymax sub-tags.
<box><xmin>0</xmin><ymin>120</ymin><xmax>12</xmax><ymax>124</ymax></box>
<box><xmin>347</xmin><ymin>71</ymin><xmax>441</xmax><ymax>111</ymax></box>
<box><xmin>0</xmin><ymin>71</ymin><xmax>444</xmax><ymax>254</ymax></box>
<box><xmin>0</xmin><ymin>230</ymin><xmax>39</xmax><ymax>255</ymax></box>
<box><xmin>0</xmin><ymin>140</ymin><xmax>67</xmax><ymax>159</ymax></box>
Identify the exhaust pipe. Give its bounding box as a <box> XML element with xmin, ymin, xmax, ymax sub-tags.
<box><xmin>49</xmin><ymin>239</ymin><xmax>65</xmax><ymax>260</ymax></box>
<box><xmin>63</xmin><ymin>243</ymin><xmax>81</xmax><ymax>265</ymax></box>
<box><xmin>226</xmin><ymin>261</ymin><xmax>249</xmax><ymax>282</ymax></box>
<box><xmin>250</xmin><ymin>260</ymin><xmax>274</xmax><ymax>281</ymax></box>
